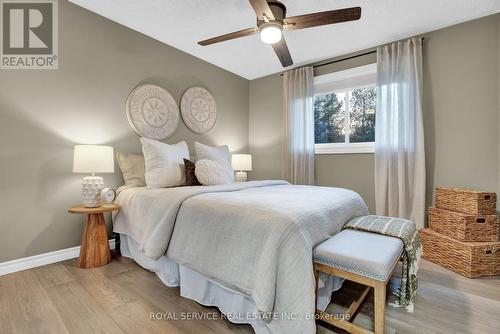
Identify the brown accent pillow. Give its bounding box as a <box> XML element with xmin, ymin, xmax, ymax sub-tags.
<box><xmin>184</xmin><ymin>158</ymin><xmax>201</xmax><ymax>186</ymax></box>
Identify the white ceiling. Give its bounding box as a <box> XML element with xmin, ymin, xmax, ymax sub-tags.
<box><xmin>69</xmin><ymin>0</ymin><xmax>500</xmax><ymax>80</ymax></box>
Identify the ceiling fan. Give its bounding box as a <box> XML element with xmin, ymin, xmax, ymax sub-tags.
<box><xmin>198</xmin><ymin>0</ymin><xmax>362</xmax><ymax>68</ymax></box>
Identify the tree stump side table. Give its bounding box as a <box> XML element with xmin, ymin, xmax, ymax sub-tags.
<box><xmin>68</xmin><ymin>204</ymin><xmax>120</xmax><ymax>269</ymax></box>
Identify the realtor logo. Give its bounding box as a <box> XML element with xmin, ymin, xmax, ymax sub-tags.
<box><xmin>1</xmin><ymin>0</ymin><xmax>58</xmax><ymax>69</ymax></box>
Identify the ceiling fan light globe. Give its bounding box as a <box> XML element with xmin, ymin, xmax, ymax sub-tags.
<box><xmin>260</xmin><ymin>24</ymin><xmax>282</xmax><ymax>44</ymax></box>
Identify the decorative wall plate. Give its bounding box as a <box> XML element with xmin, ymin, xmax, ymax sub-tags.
<box><xmin>126</xmin><ymin>84</ymin><xmax>180</xmax><ymax>140</ymax></box>
<box><xmin>180</xmin><ymin>87</ymin><xmax>217</xmax><ymax>134</ymax></box>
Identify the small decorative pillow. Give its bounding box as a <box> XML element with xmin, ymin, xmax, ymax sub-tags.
<box><xmin>194</xmin><ymin>142</ymin><xmax>231</xmax><ymax>163</ymax></box>
<box><xmin>184</xmin><ymin>158</ymin><xmax>201</xmax><ymax>186</ymax></box>
<box><xmin>140</xmin><ymin>137</ymin><xmax>189</xmax><ymax>188</ymax></box>
<box><xmin>195</xmin><ymin>159</ymin><xmax>235</xmax><ymax>186</ymax></box>
<box><xmin>116</xmin><ymin>151</ymin><xmax>146</xmax><ymax>188</ymax></box>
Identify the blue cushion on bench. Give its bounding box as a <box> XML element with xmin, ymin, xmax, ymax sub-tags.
<box><xmin>313</xmin><ymin>230</ymin><xmax>403</xmax><ymax>281</ymax></box>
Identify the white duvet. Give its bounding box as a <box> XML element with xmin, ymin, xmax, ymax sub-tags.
<box><xmin>114</xmin><ymin>180</ymin><xmax>368</xmax><ymax>334</ymax></box>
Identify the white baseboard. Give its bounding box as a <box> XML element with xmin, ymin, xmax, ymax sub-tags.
<box><xmin>0</xmin><ymin>239</ymin><xmax>116</xmax><ymax>276</ymax></box>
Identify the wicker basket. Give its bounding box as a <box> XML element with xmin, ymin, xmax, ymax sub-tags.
<box><xmin>435</xmin><ymin>187</ymin><xmax>496</xmax><ymax>215</ymax></box>
<box><xmin>428</xmin><ymin>207</ymin><xmax>499</xmax><ymax>242</ymax></box>
<box><xmin>420</xmin><ymin>228</ymin><xmax>500</xmax><ymax>278</ymax></box>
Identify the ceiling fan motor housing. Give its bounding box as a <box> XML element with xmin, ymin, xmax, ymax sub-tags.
<box><xmin>258</xmin><ymin>1</ymin><xmax>286</xmax><ymax>25</ymax></box>
<box><xmin>268</xmin><ymin>1</ymin><xmax>286</xmax><ymax>21</ymax></box>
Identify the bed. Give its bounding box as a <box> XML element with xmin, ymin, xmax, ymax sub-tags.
<box><xmin>113</xmin><ymin>180</ymin><xmax>368</xmax><ymax>334</ymax></box>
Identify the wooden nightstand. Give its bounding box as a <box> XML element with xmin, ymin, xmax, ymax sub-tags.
<box><xmin>68</xmin><ymin>204</ymin><xmax>120</xmax><ymax>269</ymax></box>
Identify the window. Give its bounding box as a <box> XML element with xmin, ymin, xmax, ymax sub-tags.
<box><xmin>314</xmin><ymin>64</ymin><xmax>376</xmax><ymax>154</ymax></box>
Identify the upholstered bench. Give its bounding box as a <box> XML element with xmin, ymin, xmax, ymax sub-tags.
<box><xmin>313</xmin><ymin>229</ymin><xmax>404</xmax><ymax>334</ymax></box>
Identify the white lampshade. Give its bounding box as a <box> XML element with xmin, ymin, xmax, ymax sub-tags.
<box><xmin>73</xmin><ymin>145</ymin><xmax>115</xmax><ymax>174</ymax></box>
<box><xmin>232</xmin><ymin>154</ymin><xmax>252</xmax><ymax>171</ymax></box>
<box><xmin>260</xmin><ymin>23</ymin><xmax>282</xmax><ymax>44</ymax></box>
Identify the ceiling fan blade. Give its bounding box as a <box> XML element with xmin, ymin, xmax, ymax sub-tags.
<box><xmin>248</xmin><ymin>0</ymin><xmax>275</xmax><ymax>20</ymax></box>
<box><xmin>272</xmin><ymin>37</ymin><xmax>293</xmax><ymax>67</ymax></box>
<box><xmin>284</xmin><ymin>7</ymin><xmax>361</xmax><ymax>31</ymax></box>
<box><xmin>198</xmin><ymin>27</ymin><xmax>259</xmax><ymax>46</ymax></box>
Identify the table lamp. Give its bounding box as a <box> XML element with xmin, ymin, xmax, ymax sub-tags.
<box><xmin>73</xmin><ymin>145</ymin><xmax>114</xmax><ymax>207</ymax></box>
<box><xmin>231</xmin><ymin>154</ymin><xmax>252</xmax><ymax>182</ymax></box>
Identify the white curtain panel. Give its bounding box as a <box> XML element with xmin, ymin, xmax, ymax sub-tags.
<box><xmin>375</xmin><ymin>38</ymin><xmax>426</xmax><ymax>229</ymax></box>
<box><xmin>282</xmin><ymin>66</ymin><xmax>315</xmax><ymax>185</ymax></box>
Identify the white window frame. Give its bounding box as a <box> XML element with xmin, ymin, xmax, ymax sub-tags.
<box><xmin>313</xmin><ymin>64</ymin><xmax>376</xmax><ymax>155</ymax></box>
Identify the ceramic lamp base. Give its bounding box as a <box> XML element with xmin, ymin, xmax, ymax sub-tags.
<box><xmin>81</xmin><ymin>176</ymin><xmax>104</xmax><ymax>207</ymax></box>
<box><xmin>235</xmin><ymin>171</ymin><xmax>248</xmax><ymax>182</ymax></box>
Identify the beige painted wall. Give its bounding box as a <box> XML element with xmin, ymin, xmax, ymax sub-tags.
<box><xmin>0</xmin><ymin>1</ymin><xmax>249</xmax><ymax>262</ymax></box>
<box><xmin>422</xmin><ymin>14</ymin><xmax>499</xmax><ymax>210</ymax></box>
<box><xmin>249</xmin><ymin>74</ymin><xmax>283</xmax><ymax>181</ymax></box>
<box><xmin>249</xmin><ymin>14</ymin><xmax>500</xmax><ymax>215</ymax></box>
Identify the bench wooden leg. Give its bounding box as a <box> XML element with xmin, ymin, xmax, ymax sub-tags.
<box><xmin>314</xmin><ymin>262</ymin><xmax>392</xmax><ymax>334</ymax></box>
<box><xmin>314</xmin><ymin>269</ymin><xmax>319</xmax><ymax>294</ymax></box>
<box><xmin>374</xmin><ymin>281</ymin><xmax>386</xmax><ymax>334</ymax></box>
<box><xmin>345</xmin><ymin>286</ymin><xmax>371</xmax><ymax>320</ymax></box>
<box><xmin>317</xmin><ymin>310</ymin><xmax>374</xmax><ymax>334</ymax></box>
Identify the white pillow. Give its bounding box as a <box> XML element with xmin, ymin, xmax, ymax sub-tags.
<box><xmin>195</xmin><ymin>159</ymin><xmax>235</xmax><ymax>186</ymax></box>
<box><xmin>140</xmin><ymin>138</ymin><xmax>189</xmax><ymax>188</ymax></box>
<box><xmin>194</xmin><ymin>142</ymin><xmax>230</xmax><ymax>162</ymax></box>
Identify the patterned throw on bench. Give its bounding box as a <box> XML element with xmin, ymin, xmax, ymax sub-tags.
<box><xmin>344</xmin><ymin>215</ymin><xmax>422</xmax><ymax>312</ymax></box>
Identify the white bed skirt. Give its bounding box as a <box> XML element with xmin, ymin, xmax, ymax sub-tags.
<box><xmin>120</xmin><ymin>234</ymin><xmax>343</xmax><ymax>334</ymax></box>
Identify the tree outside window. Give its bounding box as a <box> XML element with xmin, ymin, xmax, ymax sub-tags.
<box><xmin>314</xmin><ymin>92</ymin><xmax>345</xmax><ymax>143</ymax></box>
<box><xmin>349</xmin><ymin>87</ymin><xmax>376</xmax><ymax>143</ymax></box>
<box><xmin>314</xmin><ymin>87</ymin><xmax>376</xmax><ymax>145</ymax></box>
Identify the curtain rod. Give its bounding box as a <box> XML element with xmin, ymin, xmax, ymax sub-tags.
<box><xmin>279</xmin><ymin>37</ymin><xmax>426</xmax><ymax>76</ymax></box>
<box><xmin>313</xmin><ymin>50</ymin><xmax>376</xmax><ymax>69</ymax></box>
<box><xmin>278</xmin><ymin>50</ymin><xmax>375</xmax><ymax>76</ymax></box>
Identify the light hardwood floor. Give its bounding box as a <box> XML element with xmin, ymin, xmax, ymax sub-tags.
<box><xmin>0</xmin><ymin>256</ymin><xmax>498</xmax><ymax>334</ymax></box>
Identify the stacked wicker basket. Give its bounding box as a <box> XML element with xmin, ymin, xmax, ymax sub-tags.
<box><xmin>420</xmin><ymin>187</ymin><xmax>500</xmax><ymax>278</ymax></box>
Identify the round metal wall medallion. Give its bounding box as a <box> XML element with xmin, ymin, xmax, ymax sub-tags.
<box><xmin>180</xmin><ymin>87</ymin><xmax>217</xmax><ymax>134</ymax></box>
<box><xmin>126</xmin><ymin>84</ymin><xmax>180</xmax><ymax>140</ymax></box>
